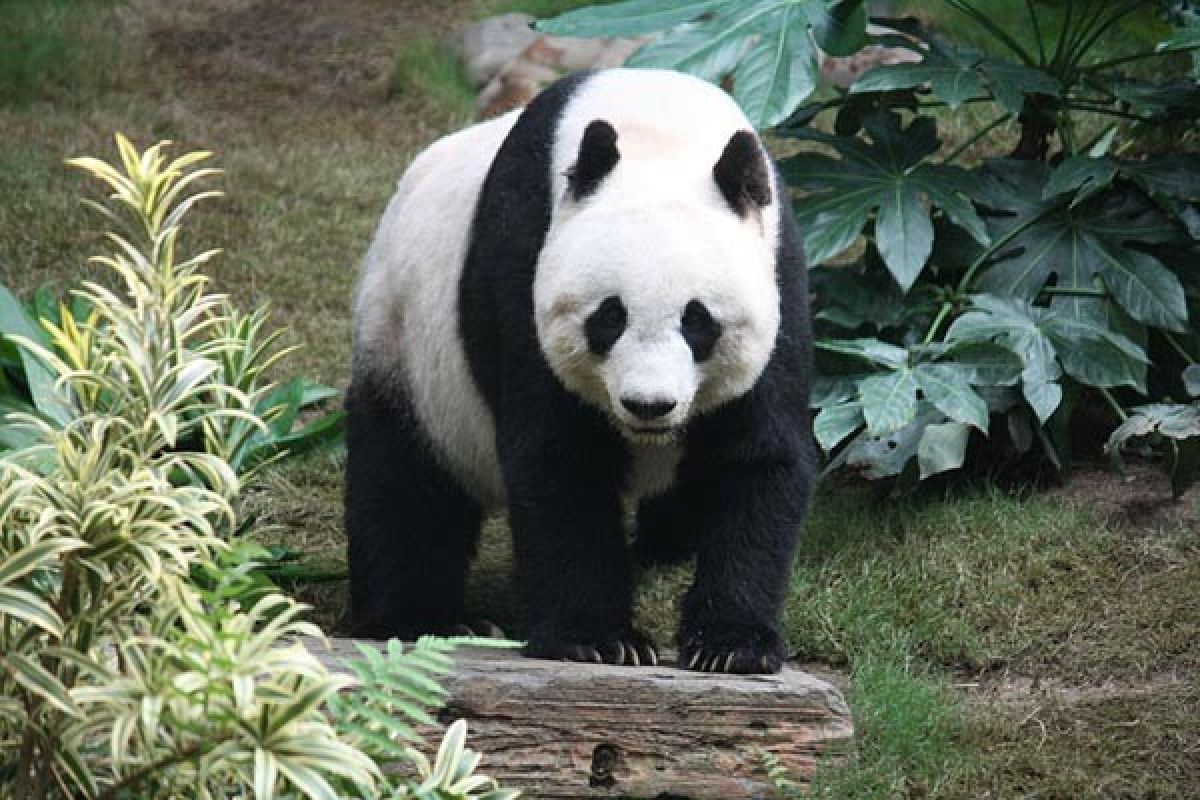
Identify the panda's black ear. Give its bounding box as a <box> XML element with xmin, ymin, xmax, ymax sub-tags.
<box><xmin>567</xmin><ymin>120</ymin><xmax>620</xmax><ymax>201</ymax></box>
<box><xmin>713</xmin><ymin>130</ymin><xmax>772</xmax><ymax>216</ymax></box>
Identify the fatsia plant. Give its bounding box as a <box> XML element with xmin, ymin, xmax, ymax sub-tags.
<box><xmin>1106</xmin><ymin>365</ymin><xmax>1200</xmax><ymax>497</ymax></box>
<box><xmin>0</xmin><ymin>136</ymin><xmax>517</xmax><ymax>800</ymax></box>
<box><xmin>542</xmin><ymin>0</ymin><xmax>1200</xmax><ymax>486</ymax></box>
<box><xmin>538</xmin><ymin>0</ymin><xmax>871</xmax><ymax>128</ymax></box>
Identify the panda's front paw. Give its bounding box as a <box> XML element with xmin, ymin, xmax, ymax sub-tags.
<box><xmin>450</xmin><ymin>619</ymin><xmax>508</xmax><ymax>639</ymax></box>
<box><xmin>525</xmin><ymin>629</ymin><xmax>659</xmax><ymax>667</ymax></box>
<box><xmin>679</xmin><ymin>622</ymin><xmax>784</xmax><ymax>674</ymax></box>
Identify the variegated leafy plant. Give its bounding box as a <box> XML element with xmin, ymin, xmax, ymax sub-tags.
<box><xmin>0</xmin><ymin>137</ymin><xmax>517</xmax><ymax>800</ymax></box>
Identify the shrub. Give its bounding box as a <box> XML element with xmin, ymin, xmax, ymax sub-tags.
<box><xmin>0</xmin><ymin>136</ymin><xmax>516</xmax><ymax>800</ymax></box>
<box><xmin>540</xmin><ymin>0</ymin><xmax>1200</xmax><ymax>488</ymax></box>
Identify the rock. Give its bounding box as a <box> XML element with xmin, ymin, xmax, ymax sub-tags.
<box><xmin>477</xmin><ymin>33</ymin><xmax>650</xmax><ymax>117</ymax></box>
<box><xmin>820</xmin><ymin>23</ymin><xmax>923</xmax><ymax>89</ymax></box>
<box><xmin>456</xmin><ymin>12</ymin><xmax>539</xmax><ymax>86</ymax></box>
<box><xmin>477</xmin><ymin>58</ymin><xmax>561</xmax><ymax>117</ymax></box>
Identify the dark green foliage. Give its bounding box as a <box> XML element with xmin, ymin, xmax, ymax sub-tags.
<box><xmin>538</xmin><ymin>0</ymin><xmax>869</xmax><ymax>127</ymax></box>
<box><xmin>544</xmin><ymin>0</ymin><xmax>1200</xmax><ymax>486</ymax></box>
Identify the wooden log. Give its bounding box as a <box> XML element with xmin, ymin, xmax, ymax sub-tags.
<box><xmin>314</xmin><ymin>639</ymin><xmax>853</xmax><ymax>799</ymax></box>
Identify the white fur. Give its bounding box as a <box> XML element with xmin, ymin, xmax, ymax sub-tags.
<box><xmin>628</xmin><ymin>442</ymin><xmax>684</xmax><ymax>501</ymax></box>
<box><xmin>354</xmin><ymin>110</ymin><xmax>521</xmax><ymax>506</ymax></box>
<box><xmin>535</xmin><ymin>69</ymin><xmax>782</xmax><ymax>440</ymax></box>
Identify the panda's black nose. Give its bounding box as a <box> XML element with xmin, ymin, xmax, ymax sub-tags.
<box><xmin>621</xmin><ymin>397</ymin><xmax>677</xmax><ymax>420</ymax></box>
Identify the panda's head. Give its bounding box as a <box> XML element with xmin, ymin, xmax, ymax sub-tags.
<box><xmin>534</xmin><ymin>119</ymin><xmax>781</xmax><ymax>445</ymax></box>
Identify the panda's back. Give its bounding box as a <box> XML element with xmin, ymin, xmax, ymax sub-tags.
<box><xmin>354</xmin><ymin>110</ymin><xmax>521</xmax><ymax>506</ymax></box>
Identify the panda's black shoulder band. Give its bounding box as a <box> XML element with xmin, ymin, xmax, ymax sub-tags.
<box><xmin>568</xmin><ymin>119</ymin><xmax>620</xmax><ymax>201</ymax></box>
<box><xmin>714</xmin><ymin>130</ymin><xmax>772</xmax><ymax>216</ymax></box>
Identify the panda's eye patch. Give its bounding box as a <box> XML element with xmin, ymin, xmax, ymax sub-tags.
<box><xmin>681</xmin><ymin>300</ymin><xmax>721</xmax><ymax>362</ymax></box>
<box><xmin>584</xmin><ymin>296</ymin><xmax>627</xmax><ymax>356</ymax></box>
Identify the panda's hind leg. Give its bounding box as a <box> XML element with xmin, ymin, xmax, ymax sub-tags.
<box><xmin>345</xmin><ymin>369</ymin><xmax>482</xmax><ymax>639</ymax></box>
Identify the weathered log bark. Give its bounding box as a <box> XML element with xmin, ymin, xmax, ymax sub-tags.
<box><xmin>313</xmin><ymin>639</ymin><xmax>854</xmax><ymax>799</ymax></box>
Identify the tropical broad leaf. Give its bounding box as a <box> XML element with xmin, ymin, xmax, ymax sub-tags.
<box><xmin>858</xmin><ymin>367</ymin><xmax>918</xmax><ymax>435</ymax></box>
<box><xmin>816</xmin><ymin>337</ymin><xmax>909</xmax><ymax>369</ymax></box>
<box><xmin>783</xmin><ymin>111</ymin><xmax>989</xmax><ymax>290</ymax></box>
<box><xmin>536</xmin><ymin>0</ymin><xmax>727</xmax><ymax>37</ymax></box>
<box><xmin>947</xmin><ymin>294</ymin><xmax>1149</xmax><ymax>422</ymax></box>
<box><xmin>813</xmin><ymin>400</ymin><xmax>864</xmax><ymax>451</ymax></box>
<box><xmin>1046</xmin><ymin>154</ymin><xmax>1200</xmax><ymax>206</ymax></box>
<box><xmin>1159</xmin><ymin>19</ymin><xmax>1200</xmax><ymax>53</ymax></box>
<box><xmin>1102</xmin><ymin>75</ymin><xmax>1200</xmax><ymax>119</ymax></box>
<box><xmin>837</xmin><ymin>408</ymin><xmax>942</xmax><ymax>479</ymax></box>
<box><xmin>970</xmin><ymin>160</ymin><xmax>1189</xmax><ymax>333</ymax></box>
<box><xmin>913</xmin><ymin>363</ymin><xmax>989</xmax><ymax>431</ymax></box>
<box><xmin>842</xmin><ymin>357</ymin><xmax>990</xmax><ymax>439</ymax></box>
<box><xmin>917</xmin><ymin>421</ymin><xmax>970</xmax><ymax>479</ymax></box>
<box><xmin>1184</xmin><ymin>364</ymin><xmax>1200</xmax><ymax>397</ymax></box>
<box><xmin>1107</xmin><ymin>403</ymin><xmax>1200</xmax><ymax>447</ymax></box>
<box><xmin>540</xmin><ymin>0</ymin><xmax>868</xmax><ymax>128</ymax></box>
<box><xmin>0</xmin><ymin>284</ymin><xmax>70</xmax><ymax>426</ymax></box>
<box><xmin>1160</xmin><ymin>4</ymin><xmax>1200</xmax><ymax>79</ymax></box>
<box><xmin>809</xmin><ymin>256</ymin><xmax>941</xmax><ymax>333</ymax></box>
<box><xmin>851</xmin><ymin>36</ymin><xmax>1059</xmax><ymax>112</ymax></box>
<box><xmin>1106</xmin><ymin>400</ymin><xmax>1200</xmax><ymax>496</ymax></box>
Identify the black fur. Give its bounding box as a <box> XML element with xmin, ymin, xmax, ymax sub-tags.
<box><xmin>584</xmin><ymin>296</ymin><xmax>627</xmax><ymax>356</ymax></box>
<box><xmin>345</xmin><ymin>366</ymin><xmax>482</xmax><ymax>638</ymax></box>
<box><xmin>713</xmin><ymin>130</ymin><xmax>773</xmax><ymax>216</ymax></box>
<box><xmin>567</xmin><ymin>119</ymin><xmax>620</xmax><ymax>201</ymax></box>
<box><xmin>681</xmin><ymin>299</ymin><xmax>722</xmax><ymax>362</ymax></box>
<box><xmin>349</xmin><ymin>71</ymin><xmax>813</xmax><ymax>674</ymax></box>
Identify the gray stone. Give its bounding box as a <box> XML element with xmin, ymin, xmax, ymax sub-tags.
<box><xmin>456</xmin><ymin>12</ymin><xmax>539</xmax><ymax>86</ymax></box>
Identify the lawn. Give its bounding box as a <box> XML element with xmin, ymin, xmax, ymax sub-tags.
<box><xmin>1</xmin><ymin>1</ymin><xmax>1197</xmax><ymax>797</ymax></box>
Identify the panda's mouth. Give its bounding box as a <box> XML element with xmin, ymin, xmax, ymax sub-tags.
<box><xmin>624</xmin><ymin>424</ymin><xmax>683</xmax><ymax>445</ymax></box>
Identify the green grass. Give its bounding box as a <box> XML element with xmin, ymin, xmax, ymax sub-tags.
<box><xmin>807</xmin><ymin>658</ymin><xmax>970</xmax><ymax>798</ymax></box>
<box><xmin>0</xmin><ymin>0</ymin><xmax>118</xmax><ymax>107</ymax></box>
<box><xmin>388</xmin><ymin>35</ymin><xmax>476</xmax><ymax>121</ymax></box>
<box><xmin>779</xmin><ymin>485</ymin><xmax>1200</xmax><ymax>798</ymax></box>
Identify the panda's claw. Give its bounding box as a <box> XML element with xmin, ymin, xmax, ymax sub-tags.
<box><xmin>452</xmin><ymin>619</ymin><xmax>507</xmax><ymax>639</ymax></box>
<box><xmin>626</xmin><ymin>643</ymin><xmax>640</xmax><ymax>667</ymax></box>
<box><xmin>528</xmin><ymin>630</ymin><xmax>657</xmax><ymax>667</ymax></box>
<box><xmin>679</xmin><ymin>622</ymin><xmax>784</xmax><ymax>674</ymax></box>
<box><xmin>640</xmin><ymin>643</ymin><xmax>659</xmax><ymax>667</ymax></box>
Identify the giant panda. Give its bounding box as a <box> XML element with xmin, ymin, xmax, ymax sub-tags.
<box><xmin>347</xmin><ymin>68</ymin><xmax>813</xmax><ymax>674</ymax></box>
